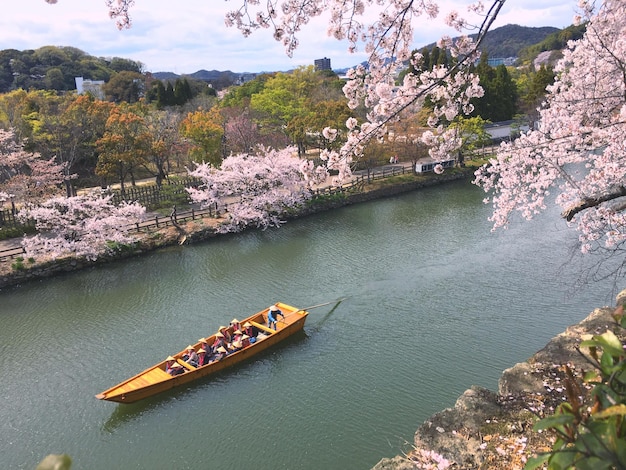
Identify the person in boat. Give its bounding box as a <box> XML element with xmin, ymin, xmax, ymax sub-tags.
<box><xmin>230</xmin><ymin>318</ymin><xmax>241</xmax><ymax>332</ymax></box>
<box><xmin>197</xmin><ymin>348</ymin><xmax>210</xmax><ymax>366</ymax></box>
<box><xmin>218</xmin><ymin>326</ymin><xmax>232</xmax><ymax>343</ymax></box>
<box><xmin>212</xmin><ymin>332</ymin><xmax>226</xmax><ymax>350</ymax></box>
<box><xmin>165</xmin><ymin>356</ymin><xmax>177</xmax><ymax>374</ymax></box>
<box><xmin>213</xmin><ymin>346</ymin><xmax>228</xmax><ymax>362</ymax></box>
<box><xmin>229</xmin><ymin>339</ymin><xmax>243</xmax><ymax>353</ymax></box>
<box><xmin>267</xmin><ymin>305</ymin><xmax>284</xmax><ymax>330</ymax></box>
<box><xmin>232</xmin><ymin>329</ymin><xmax>243</xmax><ymax>343</ymax></box>
<box><xmin>241</xmin><ymin>334</ymin><xmax>251</xmax><ymax>348</ymax></box>
<box><xmin>199</xmin><ymin>337</ymin><xmax>213</xmax><ymax>355</ymax></box>
<box><xmin>168</xmin><ymin>361</ymin><xmax>185</xmax><ymax>376</ymax></box>
<box><xmin>183</xmin><ymin>345</ymin><xmax>199</xmax><ymax>367</ymax></box>
<box><xmin>242</xmin><ymin>322</ymin><xmax>258</xmax><ymax>343</ymax></box>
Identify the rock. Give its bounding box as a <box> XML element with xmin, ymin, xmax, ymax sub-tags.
<box><xmin>373</xmin><ymin>293</ymin><xmax>626</xmax><ymax>469</ymax></box>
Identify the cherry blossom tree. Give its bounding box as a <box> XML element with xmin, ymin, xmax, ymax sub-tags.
<box><xmin>0</xmin><ymin>128</ymin><xmax>66</xmax><ymax>206</ymax></box>
<box><xmin>18</xmin><ymin>192</ymin><xmax>146</xmax><ymax>261</ymax></box>
<box><xmin>187</xmin><ymin>146</ymin><xmax>325</xmax><ymax>232</ymax></box>
<box><xmin>474</xmin><ymin>0</ymin><xmax>626</xmax><ymax>271</ymax></box>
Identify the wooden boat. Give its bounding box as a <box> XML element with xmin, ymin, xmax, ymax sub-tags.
<box><xmin>96</xmin><ymin>302</ymin><xmax>308</xmax><ymax>403</ymax></box>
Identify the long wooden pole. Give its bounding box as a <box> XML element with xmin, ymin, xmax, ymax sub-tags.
<box><xmin>300</xmin><ymin>297</ymin><xmax>348</xmax><ymax>311</ymax></box>
<box><xmin>280</xmin><ymin>298</ymin><xmax>347</xmax><ymax>323</ymax></box>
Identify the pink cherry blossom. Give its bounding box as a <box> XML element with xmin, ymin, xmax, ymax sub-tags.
<box><xmin>474</xmin><ymin>0</ymin><xmax>626</xmax><ymax>257</ymax></box>
<box><xmin>187</xmin><ymin>146</ymin><xmax>319</xmax><ymax>233</ymax></box>
<box><xmin>0</xmin><ymin>128</ymin><xmax>66</xmax><ymax>205</ymax></box>
<box><xmin>18</xmin><ymin>192</ymin><xmax>145</xmax><ymax>261</ymax></box>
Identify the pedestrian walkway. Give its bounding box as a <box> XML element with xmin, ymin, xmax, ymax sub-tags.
<box><xmin>0</xmin><ymin>160</ymin><xmax>419</xmax><ymax>261</ymax></box>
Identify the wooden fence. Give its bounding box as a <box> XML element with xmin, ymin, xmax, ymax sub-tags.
<box><xmin>0</xmin><ymin>208</ymin><xmax>19</xmax><ymax>228</ymax></box>
<box><xmin>0</xmin><ymin>165</ymin><xmax>413</xmax><ymax>260</ymax></box>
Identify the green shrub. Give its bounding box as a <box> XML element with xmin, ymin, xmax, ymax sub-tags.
<box><xmin>526</xmin><ymin>306</ymin><xmax>626</xmax><ymax>469</ymax></box>
<box><xmin>11</xmin><ymin>258</ymin><xmax>25</xmax><ymax>271</ymax></box>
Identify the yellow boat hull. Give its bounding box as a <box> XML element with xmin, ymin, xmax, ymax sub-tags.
<box><xmin>96</xmin><ymin>303</ymin><xmax>308</xmax><ymax>404</ymax></box>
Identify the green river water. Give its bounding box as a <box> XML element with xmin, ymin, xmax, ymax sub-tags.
<box><xmin>0</xmin><ymin>179</ymin><xmax>618</xmax><ymax>469</ymax></box>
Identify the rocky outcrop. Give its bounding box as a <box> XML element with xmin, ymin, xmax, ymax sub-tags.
<box><xmin>373</xmin><ymin>294</ymin><xmax>626</xmax><ymax>469</ymax></box>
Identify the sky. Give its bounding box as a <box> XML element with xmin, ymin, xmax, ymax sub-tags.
<box><xmin>2</xmin><ymin>0</ymin><xmax>579</xmax><ymax>75</ymax></box>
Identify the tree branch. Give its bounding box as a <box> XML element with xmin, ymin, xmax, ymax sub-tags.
<box><xmin>562</xmin><ymin>187</ymin><xmax>626</xmax><ymax>221</ymax></box>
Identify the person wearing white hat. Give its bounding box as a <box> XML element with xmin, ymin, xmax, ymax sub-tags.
<box><xmin>214</xmin><ymin>346</ymin><xmax>228</xmax><ymax>361</ymax></box>
<box><xmin>168</xmin><ymin>361</ymin><xmax>185</xmax><ymax>376</ymax></box>
<box><xmin>183</xmin><ymin>345</ymin><xmax>199</xmax><ymax>367</ymax></box>
<box><xmin>267</xmin><ymin>304</ymin><xmax>284</xmax><ymax>330</ymax></box>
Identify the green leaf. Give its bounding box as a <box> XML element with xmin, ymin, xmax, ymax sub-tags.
<box><xmin>533</xmin><ymin>413</ymin><xmax>575</xmax><ymax>431</ymax></box>
<box><xmin>581</xmin><ymin>331</ymin><xmax>626</xmax><ymax>358</ymax></box>
<box><xmin>523</xmin><ymin>452</ymin><xmax>550</xmax><ymax>470</ymax></box>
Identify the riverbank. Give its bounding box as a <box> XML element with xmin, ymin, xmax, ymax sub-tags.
<box><xmin>372</xmin><ymin>291</ymin><xmax>626</xmax><ymax>469</ymax></box>
<box><xmin>0</xmin><ymin>168</ymin><xmax>472</xmax><ymax>290</ymax></box>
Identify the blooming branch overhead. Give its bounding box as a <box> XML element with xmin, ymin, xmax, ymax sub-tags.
<box><xmin>474</xmin><ymin>0</ymin><xmax>626</xmax><ymax>258</ymax></box>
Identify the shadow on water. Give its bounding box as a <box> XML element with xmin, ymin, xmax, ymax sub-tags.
<box><xmin>101</xmin><ymin>329</ymin><xmax>310</xmax><ymax>433</ymax></box>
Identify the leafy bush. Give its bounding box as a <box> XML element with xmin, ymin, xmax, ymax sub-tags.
<box><xmin>526</xmin><ymin>306</ymin><xmax>626</xmax><ymax>469</ymax></box>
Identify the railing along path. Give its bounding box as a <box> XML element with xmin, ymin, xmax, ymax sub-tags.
<box><xmin>0</xmin><ymin>165</ymin><xmax>410</xmax><ymax>261</ymax></box>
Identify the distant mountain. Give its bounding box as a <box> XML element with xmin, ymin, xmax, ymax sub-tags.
<box><xmin>471</xmin><ymin>24</ymin><xmax>561</xmax><ymax>58</ymax></box>
<box><xmin>153</xmin><ymin>69</ymin><xmax>242</xmax><ymax>90</ymax></box>
<box><xmin>422</xmin><ymin>24</ymin><xmax>561</xmax><ymax>59</ymax></box>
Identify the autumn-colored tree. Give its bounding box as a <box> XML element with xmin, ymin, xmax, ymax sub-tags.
<box><xmin>143</xmin><ymin>110</ymin><xmax>183</xmax><ymax>186</ymax></box>
<box><xmin>96</xmin><ymin>104</ymin><xmax>152</xmax><ymax>193</ymax></box>
<box><xmin>386</xmin><ymin>113</ymin><xmax>430</xmax><ymax>171</ymax></box>
<box><xmin>179</xmin><ymin>108</ymin><xmax>224</xmax><ymax>167</ymax></box>
<box><xmin>30</xmin><ymin>94</ymin><xmax>114</xmax><ymax>195</ymax></box>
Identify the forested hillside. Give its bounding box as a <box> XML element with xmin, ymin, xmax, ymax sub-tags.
<box><xmin>516</xmin><ymin>23</ymin><xmax>587</xmax><ymax>64</ymax></box>
<box><xmin>420</xmin><ymin>24</ymin><xmax>561</xmax><ymax>59</ymax></box>
<box><xmin>0</xmin><ymin>46</ymin><xmax>142</xmax><ymax>94</ymax></box>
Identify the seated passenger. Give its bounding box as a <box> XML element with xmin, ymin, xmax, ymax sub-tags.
<box><xmin>213</xmin><ymin>346</ymin><xmax>228</xmax><ymax>361</ymax></box>
<box><xmin>165</xmin><ymin>356</ymin><xmax>177</xmax><ymax>374</ymax></box>
<box><xmin>212</xmin><ymin>332</ymin><xmax>225</xmax><ymax>350</ymax></box>
<box><xmin>169</xmin><ymin>362</ymin><xmax>185</xmax><ymax>376</ymax></box>
<box><xmin>230</xmin><ymin>318</ymin><xmax>241</xmax><ymax>332</ymax></box>
<box><xmin>218</xmin><ymin>326</ymin><xmax>232</xmax><ymax>343</ymax></box>
<box><xmin>232</xmin><ymin>329</ymin><xmax>243</xmax><ymax>343</ymax></box>
<box><xmin>197</xmin><ymin>348</ymin><xmax>210</xmax><ymax>366</ymax></box>
<box><xmin>230</xmin><ymin>340</ymin><xmax>243</xmax><ymax>353</ymax></box>
<box><xmin>241</xmin><ymin>334</ymin><xmax>251</xmax><ymax>348</ymax></box>
<box><xmin>198</xmin><ymin>338</ymin><xmax>213</xmax><ymax>356</ymax></box>
<box><xmin>183</xmin><ymin>345</ymin><xmax>199</xmax><ymax>367</ymax></box>
<box><xmin>242</xmin><ymin>322</ymin><xmax>258</xmax><ymax>343</ymax></box>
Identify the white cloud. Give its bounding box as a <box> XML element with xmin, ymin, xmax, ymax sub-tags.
<box><xmin>1</xmin><ymin>0</ymin><xmax>578</xmax><ymax>74</ymax></box>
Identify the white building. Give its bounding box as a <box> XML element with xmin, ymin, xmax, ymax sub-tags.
<box><xmin>75</xmin><ymin>77</ymin><xmax>105</xmax><ymax>100</ymax></box>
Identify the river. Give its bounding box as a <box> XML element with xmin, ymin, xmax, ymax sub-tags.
<box><xmin>0</xmin><ymin>179</ymin><xmax>618</xmax><ymax>469</ymax></box>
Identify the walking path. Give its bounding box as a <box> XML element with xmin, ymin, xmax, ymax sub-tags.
<box><xmin>0</xmin><ymin>161</ymin><xmax>416</xmax><ymax>259</ymax></box>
